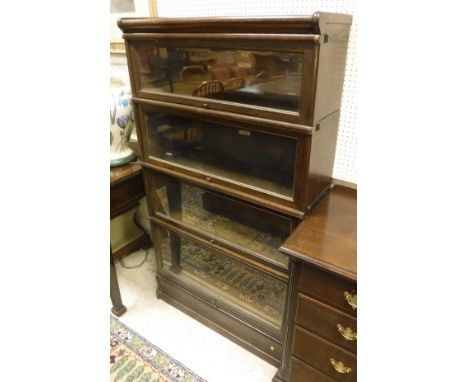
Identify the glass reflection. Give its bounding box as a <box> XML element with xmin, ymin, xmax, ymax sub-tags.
<box><xmin>153</xmin><ymin>179</ymin><xmax>291</xmax><ymax>267</ymax></box>
<box><xmin>137</xmin><ymin>45</ymin><xmax>303</xmax><ymax>111</ymax></box>
<box><xmin>158</xmin><ymin>228</ymin><xmax>287</xmax><ymax>327</ymax></box>
<box><xmin>145</xmin><ymin>113</ymin><xmax>296</xmax><ymax>197</ymax></box>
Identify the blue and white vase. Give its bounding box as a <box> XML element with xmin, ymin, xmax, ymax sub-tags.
<box><xmin>110</xmin><ymin>86</ymin><xmax>136</xmax><ymax>167</ymax></box>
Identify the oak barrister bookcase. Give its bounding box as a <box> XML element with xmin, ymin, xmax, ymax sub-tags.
<box><xmin>119</xmin><ymin>12</ymin><xmax>355</xmax><ymax>381</ymax></box>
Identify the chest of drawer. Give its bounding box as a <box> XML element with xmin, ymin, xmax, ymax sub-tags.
<box><xmin>296</xmin><ymin>293</ymin><xmax>357</xmax><ymax>354</ymax></box>
<box><xmin>299</xmin><ymin>264</ymin><xmax>357</xmax><ymax>317</ymax></box>
<box><xmin>289</xmin><ymin>356</ymin><xmax>337</xmax><ymax>382</ymax></box>
<box><xmin>292</xmin><ymin>326</ymin><xmax>356</xmax><ymax>382</ymax></box>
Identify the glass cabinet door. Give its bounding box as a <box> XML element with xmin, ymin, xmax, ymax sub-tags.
<box><xmin>149</xmin><ymin>174</ymin><xmax>292</xmax><ymax>268</ymax></box>
<box><xmin>154</xmin><ymin>224</ymin><xmax>287</xmax><ymax>330</ymax></box>
<box><xmin>133</xmin><ymin>42</ymin><xmax>304</xmax><ymax>113</ymax></box>
<box><xmin>143</xmin><ymin>111</ymin><xmax>297</xmax><ymax>198</ymax></box>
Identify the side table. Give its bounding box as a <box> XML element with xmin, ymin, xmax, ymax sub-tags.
<box><xmin>110</xmin><ymin>163</ymin><xmax>150</xmax><ymax>316</ymax></box>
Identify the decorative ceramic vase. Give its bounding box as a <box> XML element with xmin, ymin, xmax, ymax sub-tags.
<box><xmin>110</xmin><ymin>86</ymin><xmax>136</xmax><ymax>167</ymax></box>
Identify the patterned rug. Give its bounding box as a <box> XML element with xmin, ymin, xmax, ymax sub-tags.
<box><xmin>110</xmin><ymin>315</ymin><xmax>207</xmax><ymax>382</ymax></box>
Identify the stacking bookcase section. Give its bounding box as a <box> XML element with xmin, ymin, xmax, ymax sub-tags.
<box><xmin>120</xmin><ymin>13</ymin><xmax>353</xmax><ymax>374</ymax></box>
<box><xmin>119</xmin><ymin>13</ymin><xmax>351</xmax><ymax>127</ymax></box>
<box><xmin>150</xmin><ymin>220</ymin><xmax>285</xmax><ymax>365</ymax></box>
<box><xmin>127</xmin><ymin>38</ymin><xmax>310</xmax><ymax>123</ymax></box>
<box><xmin>120</xmin><ymin>30</ymin><xmax>317</xmax><ymax>124</ymax></box>
<box><xmin>134</xmin><ymin>100</ymin><xmax>338</xmax><ymax>218</ymax></box>
<box><xmin>144</xmin><ymin>170</ymin><xmax>296</xmax><ymax>272</ymax></box>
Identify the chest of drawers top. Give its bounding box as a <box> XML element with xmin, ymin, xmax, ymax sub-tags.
<box><xmin>280</xmin><ymin>185</ymin><xmax>357</xmax><ymax>281</ymax></box>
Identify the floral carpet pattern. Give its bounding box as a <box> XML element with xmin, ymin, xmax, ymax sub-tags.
<box><xmin>110</xmin><ymin>315</ymin><xmax>207</xmax><ymax>382</ymax></box>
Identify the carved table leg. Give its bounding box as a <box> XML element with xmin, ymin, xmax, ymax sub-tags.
<box><xmin>110</xmin><ymin>246</ymin><xmax>127</xmax><ymax>316</ymax></box>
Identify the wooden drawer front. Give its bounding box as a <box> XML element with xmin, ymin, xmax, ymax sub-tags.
<box><xmin>296</xmin><ymin>294</ymin><xmax>357</xmax><ymax>354</ymax></box>
<box><xmin>289</xmin><ymin>356</ymin><xmax>337</xmax><ymax>382</ymax></box>
<box><xmin>299</xmin><ymin>264</ymin><xmax>357</xmax><ymax>317</ymax></box>
<box><xmin>158</xmin><ymin>274</ymin><xmax>283</xmax><ymax>366</ymax></box>
<box><xmin>110</xmin><ymin>172</ymin><xmax>145</xmax><ymax>219</ymax></box>
<box><xmin>292</xmin><ymin>326</ymin><xmax>356</xmax><ymax>382</ymax></box>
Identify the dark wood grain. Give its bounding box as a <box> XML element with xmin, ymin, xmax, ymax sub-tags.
<box><xmin>281</xmin><ymin>185</ymin><xmax>357</xmax><ymax>280</ymax></box>
<box><xmin>134</xmin><ymin>99</ymin><xmax>335</xmax><ymax>217</ymax></box>
<box><xmin>279</xmin><ymin>186</ymin><xmax>357</xmax><ymax>381</ymax></box>
<box><xmin>123</xmin><ymin>13</ymin><xmax>352</xmax><ymax>215</ymax></box>
<box><xmin>289</xmin><ymin>356</ymin><xmax>337</xmax><ymax>382</ymax></box>
<box><xmin>110</xmin><ymin>164</ymin><xmax>146</xmax><ymax>219</ymax></box>
<box><xmin>131</xmin><ymin>96</ymin><xmax>314</xmax><ymax>135</ymax></box>
<box><xmin>118</xmin><ymin>14</ymin><xmax>355</xmax><ymax>379</ymax></box>
<box><xmin>157</xmin><ymin>272</ymin><xmax>283</xmax><ymax>367</ymax></box>
<box><xmin>139</xmin><ymin>160</ymin><xmax>305</xmax><ymax>219</ymax></box>
<box><xmin>311</xmin><ymin>17</ymin><xmax>352</xmax><ymax>125</ymax></box>
<box><xmin>292</xmin><ymin>326</ymin><xmax>356</xmax><ymax>382</ymax></box>
<box><xmin>275</xmin><ymin>258</ymin><xmax>302</xmax><ymax>381</ymax></box>
<box><xmin>110</xmin><ymin>163</ymin><xmax>151</xmax><ymax>259</ymax></box>
<box><xmin>110</xmin><ymin>163</ymin><xmax>142</xmax><ymax>186</ymax></box>
<box><xmin>118</xmin><ymin>15</ymin><xmax>322</xmax><ymax>34</ymax></box>
<box><xmin>296</xmin><ymin>293</ymin><xmax>356</xmax><ymax>353</ymax></box>
<box><xmin>299</xmin><ymin>264</ymin><xmax>357</xmax><ymax>317</ymax></box>
<box><xmin>118</xmin><ymin>12</ymin><xmax>352</xmax><ymax>35</ymax></box>
<box><xmin>110</xmin><ymin>247</ymin><xmax>126</xmax><ymax>316</ymax></box>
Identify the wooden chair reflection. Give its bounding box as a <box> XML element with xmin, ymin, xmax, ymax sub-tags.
<box><xmin>181</xmin><ymin>65</ymin><xmax>209</xmax><ymax>81</ymax></box>
<box><xmin>225</xmin><ymin>77</ymin><xmax>245</xmax><ymax>91</ymax></box>
<box><xmin>192</xmin><ymin>80</ymin><xmax>225</xmax><ymax>97</ymax></box>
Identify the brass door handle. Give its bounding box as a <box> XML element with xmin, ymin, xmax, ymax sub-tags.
<box><xmin>337</xmin><ymin>324</ymin><xmax>357</xmax><ymax>341</ymax></box>
<box><xmin>344</xmin><ymin>291</ymin><xmax>357</xmax><ymax>309</ymax></box>
<box><xmin>330</xmin><ymin>358</ymin><xmax>352</xmax><ymax>374</ymax></box>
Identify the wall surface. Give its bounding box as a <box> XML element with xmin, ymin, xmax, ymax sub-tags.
<box><xmin>156</xmin><ymin>0</ymin><xmax>357</xmax><ymax>183</ymax></box>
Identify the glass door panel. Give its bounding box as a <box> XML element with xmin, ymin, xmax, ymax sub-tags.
<box><xmin>157</xmin><ymin>226</ymin><xmax>287</xmax><ymax>329</ymax></box>
<box><xmin>151</xmin><ymin>175</ymin><xmax>292</xmax><ymax>268</ymax></box>
<box><xmin>144</xmin><ymin>112</ymin><xmax>297</xmax><ymax>197</ymax></box>
<box><xmin>135</xmin><ymin>43</ymin><xmax>303</xmax><ymax>112</ymax></box>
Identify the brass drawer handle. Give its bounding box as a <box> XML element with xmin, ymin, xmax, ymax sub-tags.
<box><xmin>344</xmin><ymin>291</ymin><xmax>357</xmax><ymax>309</ymax></box>
<box><xmin>337</xmin><ymin>324</ymin><xmax>357</xmax><ymax>341</ymax></box>
<box><xmin>330</xmin><ymin>358</ymin><xmax>352</xmax><ymax>374</ymax></box>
